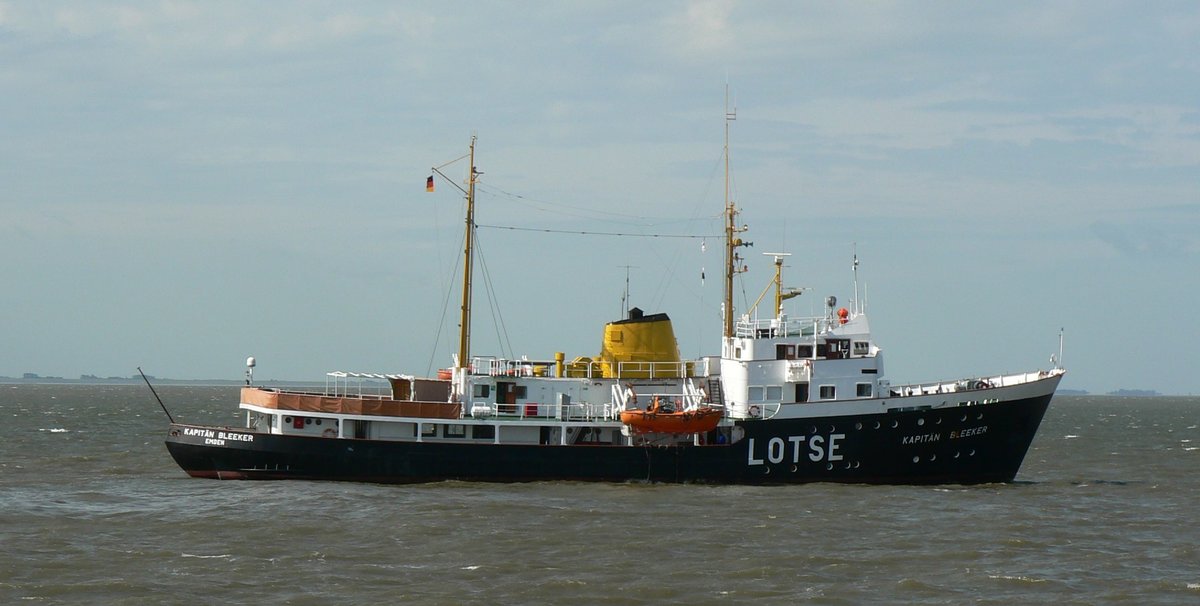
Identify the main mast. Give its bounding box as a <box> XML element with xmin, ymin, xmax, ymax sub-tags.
<box><xmin>457</xmin><ymin>136</ymin><xmax>478</xmax><ymax>369</ymax></box>
<box><xmin>723</xmin><ymin>88</ymin><xmax>750</xmax><ymax>339</ymax></box>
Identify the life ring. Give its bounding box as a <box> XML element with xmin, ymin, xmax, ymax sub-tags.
<box><xmin>322</xmin><ymin>428</ymin><xmax>337</xmax><ymax>438</ymax></box>
<box><xmin>749</xmin><ymin>405</ymin><xmax>761</xmax><ymax>417</ymax></box>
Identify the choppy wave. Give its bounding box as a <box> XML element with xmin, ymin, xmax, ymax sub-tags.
<box><xmin>0</xmin><ymin>387</ymin><xmax>1197</xmax><ymax>604</ymax></box>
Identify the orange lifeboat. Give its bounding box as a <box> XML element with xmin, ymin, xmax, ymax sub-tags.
<box><xmin>619</xmin><ymin>397</ymin><xmax>724</xmax><ymax>434</ymax></box>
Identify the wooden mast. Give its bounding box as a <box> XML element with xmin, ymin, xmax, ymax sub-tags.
<box><xmin>457</xmin><ymin>136</ymin><xmax>478</xmax><ymax>370</ymax></box>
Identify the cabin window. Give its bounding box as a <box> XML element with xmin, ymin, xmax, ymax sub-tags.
<box><xmin>765</xmin><ymin>386</ymin><xmax>783</xmax><ymax>402</ymax></box>
<box><xmin>473</xmin><ymin>425</ymin><xmax>495</xmax><ymax>440</ymax></box>
<box><xmin>795</xmin><ymin>383</ymin><xmax>809</xmax><ymax>403</ymax></box>
<box><xmin>819</xmin><ymin>385</ymin><xmax>836</xmax><ymax>400</ymax></box>
<box><xmin>798</xmin><ymin>345</ymin><xmax>813</xmax><ymax>358</ymax></box>
<box><xmin>474</xmin><ymin>384</ymin><xmax>490</xmax><ymax>398</ymax></box>
<box><xmin>853</xmin><ymin>341</ymin><xmax>870</xmax><ymax>356</ymax></box>
<box><xmin>515</xmin><ymin>385</ymin><xmax>528</xmax><ymax>398</ymax></box>
<box><xmin>446</xmin><ymin>424</ymin><xmax>466</xmax><ymax>438</ymax></box>
<box><xmin>856</xmin><ymin>383</ymin><xmax>873</xmax><ymax>398</ymax></box>
<box><xmin>421</xmin><ymin>423</ymin><xmax>438</xmax><ymax>437</ymax></box>
<box><xmin>776</xmin><ymin>344</ymin><xmax>796</xmax><ymax>360</ymax></box>
<box><xmin>748</xmin><ymin>386</ymin><xmax>765</xmax><ymax>402</ymax></box>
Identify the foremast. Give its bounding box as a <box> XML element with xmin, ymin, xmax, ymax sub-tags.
<box><xmin>458</xmin><ymin>137</ymin><xmax>478</xmax><ymax>370</ymax></box>
<box><xmin>431</xmin><ymin>137</ymin><xmax>481</xmax><ymax>403</ymax></box>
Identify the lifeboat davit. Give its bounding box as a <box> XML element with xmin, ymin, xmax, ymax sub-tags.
<box><xmin>619</xmin><ymin>398</ymin><xmax>723</xmax><ymax>434</ymax></box>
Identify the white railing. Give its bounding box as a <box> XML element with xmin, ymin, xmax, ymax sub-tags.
<box><xmin>886</xmin><ymin>369</ymin><xmax>1059</xmax><ymax>397</ymax></box>
<box><xmin>735</xmin><ymin>315</ymin><xmax>830</xmax><ymax>339</ymax></box>
<box><xmin>324</xmin><ymin>371</ymin><xmax>394</xmax><ymax>398</ymax></box>
<box><xmin>470</xmin><ymin>356</ymin><xmax>711</xmax><ymax>380</ymax></box>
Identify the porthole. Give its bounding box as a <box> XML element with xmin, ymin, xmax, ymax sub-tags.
<box><xmin>891</xmin><ymin>420</ymin><xmax>899</xmax><ymax>429</ymax></box>
<box><xmin>855</xmin><ymin>422</ymin><xmax>863</xmax><ymax>430</ymax></box>
<box><xmin>304</xmin><ymin>418</ymin><xmax>312</xmax><ymax>425</ymax></box>
<box><xmin>826</xmin><ymin>463</ymin><xmax>834</xmax><ymax>471</ymax></box>
<box><xmin>874</xmin><ymin>421</ymin><xmax>881</xmax><ymax>429</ymax></box>
<box><xmin>912</xmin><ymin>456</ymin><xmax>920</xmax><ymax>463</ymax></box>
<box><xmin>969</xmin><ymin>449</ymin><xmax>976</xmax><ymax>457</ymax></box>
<box><xmin>977</xmin><ymin>412</ymin><xmax>984</xmax><ymax>420</ymax></box>
<box><xmin>917</xmin><ymin>418</ymin><xmax>925</xmax><ymax>426</ymax></box>
<box><xmin>930</xmin><ymin>454</ymin><xmax>937</xmax><ymax>461</ymax></box>
<box><xmin>790</xmin><ymin>465</ymin><xmax>798</xmax><ymax>473</ymax></box>
<box><xmin>315</xmin><ymin>419</ymin><xmax>322</xmax><ymax>425</ymax></box>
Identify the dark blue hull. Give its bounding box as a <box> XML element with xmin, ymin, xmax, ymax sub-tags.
<box><xmin>165</xmin><ymin>390</ymin><xmax>1052</xmax><ymax>485</ymax></box>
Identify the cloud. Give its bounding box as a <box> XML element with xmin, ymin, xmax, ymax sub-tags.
<box><xmin>1091</xmin><ymin>205</ymin><xmax>1200</xmax><ymax>258</ymax></box>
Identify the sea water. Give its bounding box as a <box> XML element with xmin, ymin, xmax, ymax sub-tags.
<box><xmin>1</xmin><ymin>385</ymin><xmax>1198</xmax><ymax>604</ymax></box>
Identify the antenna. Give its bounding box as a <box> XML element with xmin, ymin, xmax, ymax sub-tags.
<box><xmin>618</xmin><ymin>265</ymin><xmax>638</xmax><ymax>318</ymax></box>
<box><xmin>852</xmin><ymin>243</ymin><xmax>861</xmax><ymax>315</ymax></box>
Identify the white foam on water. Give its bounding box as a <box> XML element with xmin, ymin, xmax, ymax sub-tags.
<box><xmin>988</xmin><ymin>575</ymin><xmax>1047</xmax><ymax>583</ymax></box>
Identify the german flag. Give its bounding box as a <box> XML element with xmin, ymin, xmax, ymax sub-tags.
<box><xmin>426</xmin><ymin>175</ymin><xmax>435</xmax><ymax>192</ymax></box>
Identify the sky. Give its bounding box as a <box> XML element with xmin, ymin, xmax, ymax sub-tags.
<box><xmin>1</xmin><ymin>1</ymin><xmax>1197</xmax><ymax>394</ymax></box>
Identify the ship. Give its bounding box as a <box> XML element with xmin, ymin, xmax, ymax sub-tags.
<box><xmin>164</xmin><ymin>110</ymin><xmax>1065</xmax><ymax>485</ymax></box>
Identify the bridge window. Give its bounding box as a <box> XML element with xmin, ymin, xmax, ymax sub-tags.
<box><xmin>446</xmin><ymin>424</ymin><xmax>466</xmax><ymax>438</ymax></box>
<box><xmin>748</xmin><ymin>386</ymin><xmax>764</xmax><ymax>402</ymax></box>
<box><xmin>819</xmin><ymin>385</ymin><xmax>836</xmax><ymax>400</ymax></box>
<box><xmin>856</xmin><ymin>383</ymin><xmax>873</xmax><ymax>398</ymax></box>
<box><xmin>766</xmin><ymin>385</ymin><xmax>782</xmax><ymax>401</ymax></box>
<box><xmin>853</xmin><ymin>341</ymin><xmax>870</xmax><ymax>356</ymax></box>
<box><xmin>473</xmin><ymin>425</ymin><xmax>495</xmax><ymax>440</ymax></box>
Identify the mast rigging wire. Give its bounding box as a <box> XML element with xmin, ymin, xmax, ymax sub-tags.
<box><xmin>477</xmin><ymin>223</ymin><xmax>715</xmax><ymax>239</ymax></box>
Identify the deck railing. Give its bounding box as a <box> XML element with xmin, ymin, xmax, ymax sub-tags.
<box><xmin>887</xmin><ymin>369</ymin><xmax>1061</xmax><ymax>397</ymax></box>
